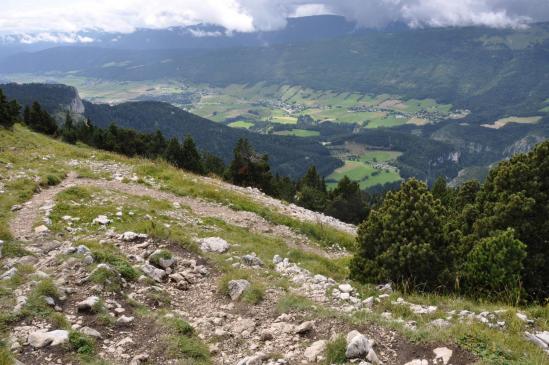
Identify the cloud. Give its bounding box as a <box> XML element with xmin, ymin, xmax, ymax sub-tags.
<box><xmin>0</xmin><ymin>0</ymin><xmax>548</xmax><ymax>44</ymax></box>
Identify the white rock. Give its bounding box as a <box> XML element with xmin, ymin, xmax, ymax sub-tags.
<box><xmin>430</xmin><ymin>319</ymin><xmax>451</xmax><ymax>328</ymax></box>
<box><xmin>346</xmin><ymin>332</ymin><xmax>371</xmax><ymax>359</ymax></box>
<box><xmin>76</xmin><ymin>245</ymin><xmax>91</xmax><ymax>254</ymax></box>
<box><xmin>536</xmin><ymin>331</ymin><xmax>549</xmax><ymax>345</ymax></box>
<box><xmin>80</xmin><ymin>327</ymin><xmax>102</xmax><ymax>338</ymax></box>
<box><xmin>117</xmin><ymin>315</ymin><xmax>135</xmax><ymax>324</ymax></box>
<box><xmin>273</xmin><ymin>255</ymin><xmax>283</xmax><ymax>264</ymax></box>
<box><xmin>295</xmin><ymin>321</ymin><xmax>314</xmax><ymax>334</ymax></box>
<box><xmin>199</xmin><ymin>237</ymin><xmax>230</xmax><ymax>253</ymax></box>
<box><xmin>304</xmin><ymin>340</ymin><xmax>327</xmax><ymax>362</ymax></box>
<box><xmin>120</xmin><ymin>231</ymin><xmax>148</xmax><ymax>242</ymax></box>
<box><xmin>241</xmin><ymin>253</ymin><xmax>263</xmax><ymax>267</ymax></box>
<box><xmin>77</xmin><ymin>296</ymin><xmax>100</xmax><ymax>311</ymax></box>
<box><xmin>93</xmin><ymin>215</ymin><xmax>111</xmax><ymax>225</ymax></box>
<box><xmin>28</xmin><ymin>330</ymin><xmax>69</xmax><ymax>348</ymax></box>
<box><xmin>34</xmin><ymin>225</ymin><xmax>49</xmax><ymax>234</ymax></box>
<box><xmin>0</xmin><ymin>267</ymin><xmax>17</xmax><ymax>280</ymax></box>
<box><xmin>339</xmin><ymin>284</ymin><xmax>353</xmax><ymax>293</ymax></box>
<box><xmin>141</xmin><ymin>263</ymin><xmax>166</xmax><ymax>282</ymax></box>
<box><xmin>237</xmin><ymin>352</ymin><xmax>266</xmax><ymax>365</ymax></box>
<box><xmin>433</xmin><ymin>347</ymin><xmax>453</xmax><ymax>365</ymax></box>
<box><xmin>405</xmin><ymin>360</ymin><xmax>428</xmax><ymax>365</ymax></box>
<box><xmin>228</xmin><ymin>279</ymin><xmax>250</xmax><ymax>300</ymax></box>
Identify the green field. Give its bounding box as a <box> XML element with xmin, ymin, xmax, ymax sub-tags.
<box><xmin>1</xmin><ymin>75</ymin><xmax>455</xmax><ymax>128</ymax></box>
<box><xmin>274</xmin><ymin>129</ymin><xmax>320</xmax><ymax>137</ymax></box>
<box><xmin>228</xmin><ymin>121</ymin><xmax>254</xmax><ymax>129</ymax></box>
<box><xmin>366</xmin><ymin>116</ymin><xmax>408</xmax><ymax>129</ymax></box>
<box><xmin>327</xmin><ymin>160</ymin><xmax>402</xmax><ymax>190</ymax></box>
<box><xmin>359</xmin><ymin>150</ymin><xmax>402</xmax><ymax>163</ymax></box>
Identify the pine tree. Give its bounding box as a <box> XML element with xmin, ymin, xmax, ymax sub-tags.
<box><xmin>296</xmin><ymin>166</ymin><xmax>327</xmax><ymax>211</ymax></box>
<box><xmin>325</xmin><ymin>176</ymin><xmax>369</xmax><ymax>224</ymax></box>
<box><xmin>0</xmin><ymin>89</ymin><xmax>19</xmax><ymax>128</ymax></box>
<box><xmin>181</xmin><ymin>135</ymin><xmax>204</xmax><ymax>174</ymax></box>
<box><xmin>228</xmin><ymin>138</ymin><xmax>273</xmax><ymax>193</ymax></box>
<box><xmin>27</xmin><ymin>102</ymin><xmax>58</xmax><ymax>135</ymax></box>
<box><xmin>350</xmin><ymin>179</ymin><xmax>448</xmax><ymax>288</ymax></box>
<box><xmin>164</xmin><ymin>137</ymin><xmax>184</xmax><ymax>168</ymax></box>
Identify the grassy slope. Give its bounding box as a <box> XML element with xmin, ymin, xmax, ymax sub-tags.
<box><xmin>1</xmin><ymin>125</ymin><xmax>548</xmax><ymax>364</ymax></box>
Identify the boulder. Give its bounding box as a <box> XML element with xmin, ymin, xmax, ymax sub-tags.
<box><xmin>77</xmin><ymin>296</ymin><xmax>100</xmax><ymax>312</ymax></box>
<box><xmin>241</xmin><ymin>253</ymin><xmax>263</xmax><ymax>267</ymax></box>
<box><xmin>76</xmin><ymin>245</ymin><xmax>91</xmax><ymax>254</ymax></box>
<box><xmin>0</xmin><ymin>239</ymin><xmax>4</xmax><ymax>258</ymax></box>
<box><xmin>295</xmin><ymin>321</ymin><xmax>314</xmax><ymax>335</ymax></box>
<box><xmin>141</xmin><ymin>263</ymin><xmax>167</xmax><ymax>282</ymax></box>
<box><xmin>199</xmin><ymin>237</ymin><xmax>230</xmax><ymax>253</ymax></box>
<box><xmin>80</xmin><ymin>326</ymin><xmax>102</xmax><ymax>338</ymax></box>
<box><xmin>433</xmin><ymin>347</ymin><xmax>453</xmax><ymax>365</ymax></box>
<box><xmin>228</xmin><ymin>279</ymin><xmax>250</xmax><ymax>300</ymax></box>
<box><xmin>273</xmin><ymin>255</ymin><xmax>283</xmax><ymax>264</ymax></box>
<box><xmin>346</xmin><ymin>331</ymin><xmax>371</xmax><ymax>359</ymax></box>
<box><xmin>28</xmin><ymin>330</ymin><xmax>69</xmax><ymax>348</ymax></box>
<box><xmin>120</xmin><ymin>231</ymin><xmax>148</xmax><ymax>242</ymax></box>
<box><xmin>0</xmin><ymin>267</ymin><xmax>17</xmax><ymax>280</ymax></box>
<box><xmin>339</xmin><ymin>284</ymin><xmax>353</xmax><ymax>293</ymax></box>
<box><xmin>304</xmin><ymin>340</ymin><xmax>327</xmax><ymax>362</ymax></box>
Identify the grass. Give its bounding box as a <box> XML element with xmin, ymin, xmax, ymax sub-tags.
<box><xmin>327</xmin><ymin>160</ymin><xmax>401</xmax><ymax>190</ymax></box>
<box><xmin>228</xmin><ymin>121</ymin><xmax>254</xmax><ymax>129</ymax></box>
<box><xmin>481</xmin><ymin>116</ymin><xmax>542</xmax><ymax>129</ymax></box>
<box><xmin>324</xmin><ymin>336</ymin><xmax>347</xmax><ymax>364</ymax></box>
<box><xmin>218</xmin><ymin>270</ymin><xmax>265</xmax><ymax>305</ymax></box>
<box><xmin>160</xmin><ymin>316</ymin><xmax>211</xmax><ymax>364</ymax></box>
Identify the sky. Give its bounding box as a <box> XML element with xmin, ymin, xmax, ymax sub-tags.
<box><xmin>1</xmin><ymin>0</ymin><xmax>549</xmax><ymax>43</ymax></box>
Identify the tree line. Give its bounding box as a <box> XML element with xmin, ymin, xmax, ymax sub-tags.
<box><xmin>0</xmin><ymin>92</ymin><xmax>371</xmax><ymax>225</ymax></box>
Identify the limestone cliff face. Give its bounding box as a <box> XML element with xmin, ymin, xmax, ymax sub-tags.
<box><xmin>68</xmin><ymin>86</ymin><xmax>85</xmax><ymax>114</ymax></box>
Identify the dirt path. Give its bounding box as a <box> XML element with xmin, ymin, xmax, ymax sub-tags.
<box><xmin>10</xmin><ymin>172</ymin><xmax>338</xmax><ymax>258</ymax></box>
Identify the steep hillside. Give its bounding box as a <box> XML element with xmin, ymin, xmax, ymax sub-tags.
<box><xmin>1</xmin><ymin>125</ymin><xmax>548</xmax><ymax>365</ymax></box>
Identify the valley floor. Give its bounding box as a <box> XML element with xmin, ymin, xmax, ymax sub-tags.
<box><xmin>0</xmin><ymin>126</ymin><xmax>548</xmax><ymax>365</ymax></box>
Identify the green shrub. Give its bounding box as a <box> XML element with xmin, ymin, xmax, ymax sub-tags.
<box><xmin>89</xmin><ymin>266</ymin><xmax>122</xmax><ymax>292</ymax></box>
<box><xmin>90</xmin><ymin>244</ymin><xmax>140</xmax><ymax>281</ymax></box>
<box><xmin>462</xmin><ymin>229</ymin><xmax>526</xmax><ymax>301</ymax></box>
<box><xmin>324</xmin><ymin>336</ymin><xmax>347</xmax><ymax>364</ymax></box>
<box><xmin>350</xmin><ymin>179</ymin><xmax>448</xmax><ymax>289</ymax></box>
<box><xmin>69</xmin><ymin>331</ymin><xmax>95</xmax><ymax>355</ymax></box>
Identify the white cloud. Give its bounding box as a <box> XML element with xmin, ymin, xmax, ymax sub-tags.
<box><xmin>290</xmin><ymin>4</ymin><xmax>334</xmax><ymax>18</ymax></box>
<box><xmin>0</xmin><ymin>0</ymin><xmax>548</xmax><ymax>44</ymax></box>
